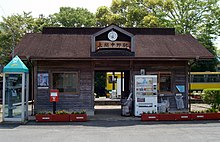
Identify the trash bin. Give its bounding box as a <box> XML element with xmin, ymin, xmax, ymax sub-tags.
<box><xmin>158</xmin><ymin>98</ymin><xmax>170</xmax><ymax>113</ymax></box>
<box><xmin>122</xmin><ymin>93</ymin><xmax>132</xmax><ymax>116</ymax></box>
<box><xmin>175</xmin><ymin>94</ymin><xmax>184</xmax><ymax>109</ymax></box>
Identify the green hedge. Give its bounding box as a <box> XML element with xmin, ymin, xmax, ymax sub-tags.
<box><xmin>202</xmin><ymin>88</ymin><xmax>220</xmax><ymax>110</ymax></box>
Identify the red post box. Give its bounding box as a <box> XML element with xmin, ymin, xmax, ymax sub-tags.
<box><xmin>50</xmin><ymin>89</ymin><xmax>59</xmax><ymax>102</ymax></box>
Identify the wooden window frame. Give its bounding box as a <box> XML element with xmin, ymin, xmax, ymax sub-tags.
<box><xmin>146</xmin><ymin>71</ymin><xmax>172</xmax><ymax>94</ymax></box>
<box><xmin>51</xmin><ymin>71</ymin><xmax>80</xmax><ymax>94</ymax></box>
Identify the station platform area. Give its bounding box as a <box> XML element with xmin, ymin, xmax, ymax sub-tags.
<box><xmin>0</xmin><ymin>103</ymin><xmax>212</xmax><ymax>122</ymax></box>
<box><xmin>95</xmin><ymin>97</ymin><xmax>121</xmax><ymax>105</ymax></box>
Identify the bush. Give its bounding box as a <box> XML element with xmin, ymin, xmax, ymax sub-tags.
<box><xmin>202</xmin><ymin>88</ymin><xmax>220</xmax><ymax>110</ymax></box>
<box><xmin>55</xmin><ymin>110</ymin><xmax>69</xmax><ymax>115</ymax></box>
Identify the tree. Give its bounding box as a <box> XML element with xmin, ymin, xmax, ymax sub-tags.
<box><xmin>51</xmin><ymin>7</ymin><xmax>96</xmax><ymax>27</ymax></box>
<box><xmin>32</xmin><ymin>14</ymin><xmax>59</xmax><ymax>33</ymax></box>
<box><xmin>0</xmin><ymin>12</ymin><xmax>55</xmax><ymax>65</ymax></box>
<box><xmin>94</xmin><ymin>72</ymin><xmax>106</xmax><ymax>97</ymax></box>
<box><xmin>0</xmin><ymin>12</ymin><xmax>35</xmax><ymax>64</ymax></box>
<box><xmin>163</xmin><ymin>0</ymin><xmax>220</xmax><ymax>71</ymax></box>
<box><xmin>0</xmin><ymin>7</ymin><xmax>97</xmax><ymax>65</ymax></box>
<box><xmin>96</xmin><ymin>6</ymin><xmax>114</xmax><ymax>27</ymax></box>
<box><xmin>96</xmin><ymin>0</ymin><xmax>171</xmax><ymax>27</ymax></box>
<box><xmin>96</xmin><ymin>0</ymin><xmax>220</xmax><ymax>71</ymax></box>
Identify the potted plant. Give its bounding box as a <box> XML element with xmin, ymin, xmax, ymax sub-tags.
<box><xmin>35</xmin><ymin>111</ymin><xmax>53</xmax><ymax>122</ymax></box>
<box><xmin>191</xmin><ymin>109</ymin><xmax>220</xmax><ymax>120</ymax></box>
<box><xmin>52</xmin><ymin>110</ymin><xmax>70</xmax><ymax>122</ymax></box>
<box><xmin>70</xmin><ymin>110</ymin><xmax>88</xmax><ymax>122</ymax></box>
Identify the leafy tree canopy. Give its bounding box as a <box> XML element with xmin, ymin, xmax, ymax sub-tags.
<box><xmin>0</xmin><ymin>1</ymin><xmax>219</xmax><ymax>71</ymax></box>
<box><xmin>96</xmin><ymin>0</ymin><xmax>220</xmax><ymax>71</ymax></box>
<box><xmin>51</xmin><ymin>7</ymin><xmax>96</xmax><ymax>27</ymax></box>
<box><xmin>0</xmin><ymin>12</ymin><xmax>56</xmax><ymax>64</ymax></box>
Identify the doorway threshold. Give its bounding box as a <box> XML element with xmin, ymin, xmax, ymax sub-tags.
<box><xmin>91</xmin><ymin>105</ymin><xmax>139</xmax><ymax>121</ymax></box>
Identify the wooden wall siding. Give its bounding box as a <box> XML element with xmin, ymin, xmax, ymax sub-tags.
<box><xmin>132</xmin><ymin>61</ymin><xmax>189</xmax><ymax>111</ymax></box>
<box><xmin>34</xmin><ymin>59</ymin><xmax>189</xmax><ymax>113</ymax></box>
<box><xmin>34</xmin><ymin>61</ymin><xmax>94</xmax><ymax>114</ymax></box>
<box><xmin>94</xmin><ymin>60</ymin><xmax>131</xmax><ymax>70</ymax></box>
<box><xmin>35</xmin><ymin>89</ymin><xmax>52</xmax><ymax>112</ymax></box>
<box><xmin>38</xmin><ymin>61</ymin><xmax>92</xmax><ymax>71</ymax></box>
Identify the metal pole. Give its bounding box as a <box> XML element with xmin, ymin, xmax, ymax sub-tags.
<box><xmin>112</xmin><ymin>72</ymin><xmax>115</xmax><ymax>90</ymax></box>
<box><xmin>53</xmin><ymin>102</ymin><xmax>56</xmax><ymax>114</ymax></box>
<box><xmin>188</xmin><ymin>67</ymin><xmax>191</xmax><ymax>112</ymax></box>
<box><xmin>188</xmin><ymin>59</ymin><xmax>197</xmax><ymax>112</ymax></box>
<box><xmin>2</xmin><ymin>73</ymin><xmax>6</xmax><ymax>121</ymax></box>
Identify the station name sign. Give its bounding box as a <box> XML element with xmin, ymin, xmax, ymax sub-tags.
<box><xmin>96</xmin><ymin>41</ymin><xmax>131</xmax><ymax>50</ymax></box>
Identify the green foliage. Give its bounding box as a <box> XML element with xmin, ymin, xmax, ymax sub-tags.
<box><xmin>37</xmin><ymin>111</ymin><xmax>52</xmax><ymax>115</ymax></box>
<box><xmin>71</xmin><ymin>110</ymin><xmax>86</xmax><ymax>114</ymax></box>
<box><xmin>96</xmin><ymin>6</ymin><xmax>114</xmax><ymax>27</ymax></box>
<box><xmin>96</xmin><ymin>0</ymin><xmax>169</xmax><ymax>27</ymax></box>
<box><xmin>0</xmin><ymin>0</ymin><xmax>219</xmax><ymax>71</ymax></box>
<box><xmin>206</xmin><ymin>108</ymin><xmax>218</xmax><ymax>113</ymax></box>
<box><xmin>96</xmin><ymin>0</ymin><xmax>219</xmax><ymax>71</ymax></box>
<box><xmin>0</xmin><ymin>12</ymin><xmax>35</xmax><ymax>65</ymax></box>
<box><xmin>55</xmin><ymin>110</ymin><xmax>69</xmax><ymax>115</ymax></box>
<box><xmin>0</xmin><ymin>12</ymin><xmax>53</xmax><ymax>65</ymax></box>
<box><xmin>142</xmin><ymin>15</ymin><xmax>159</xmax><ymax>27</ymax></box>
<box><xmin>164</xmin><ymin>0</ymin><xmax>219</xmax><ymax>71</ymax></box>
<box><xmin>0</xmin><ymin>7</ymin><xmax>96</xmax><ymax>65</ymax></box>
<box><xmin>94</xmin><ymin>72</ymin><xmax>106</xmax><ymax>97</ymax></box>
<box><xmin>51</xmin><ymin>7</ymin><xmax>96</xmax><ymax>27</ymax></box>
<box><xmin>202</xmin><ymin>88</ymin><xmax>220</xmax><ymax>110</ymax></box>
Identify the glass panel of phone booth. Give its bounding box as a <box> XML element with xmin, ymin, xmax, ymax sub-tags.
<box><xmin>4</xmin><ymin>74</ymin><xmax>22</xmax><ymax>118</ymax></box>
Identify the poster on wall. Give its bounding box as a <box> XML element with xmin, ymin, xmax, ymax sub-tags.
<box><xmin>38</xmin><ymin>73</ymin><xmax>49</xmax><ymax>88</ymax></box>
<box><xmin>176</xmin><ymin>85</ymin><xmax>185</xmax><ymax>93</ymax></box>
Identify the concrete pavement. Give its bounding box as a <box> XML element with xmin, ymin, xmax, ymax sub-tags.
<box><xmin>0</xmin><ymin>103</ymin><xmax>213</xmax><ymax>122</ymax></box>
<box><xmin>0</xmin><ymin>104</ymin><xmax>219</xmax><ymax>142</ymax></box>
<box><xmin>0</xmin><ymin>120</ymin><xmax>220</xmax><ymax>142</ymax></box>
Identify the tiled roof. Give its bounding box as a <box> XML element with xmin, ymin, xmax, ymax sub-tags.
<box><xmin>14</xmin><ymin>27</ymin><xmax>213</xmax><ymax>60</ymax></box>
<box><xmin>134</xmin><ymin>34</ymin><xmax>213</xmax><ymax>59</ymax></box>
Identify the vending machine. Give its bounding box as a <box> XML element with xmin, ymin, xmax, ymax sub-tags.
<box><xmin>134</xmin><ymin>75</ymin><xmax>158</xmax><ymax>116</ymax></box>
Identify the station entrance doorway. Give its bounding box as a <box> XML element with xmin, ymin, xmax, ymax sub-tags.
<box><xmin>94</xmin><ymin>70</ymin><xmax>131</xmax><ymax>119</ymax></box>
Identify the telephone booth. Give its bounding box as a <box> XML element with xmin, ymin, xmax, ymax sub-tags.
<box><xmin>2</xmin><ymin>56</ymin><xmax>29</xmax><ymax>122</ymax></box>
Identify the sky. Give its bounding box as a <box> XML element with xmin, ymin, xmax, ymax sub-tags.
<box><xmin>0</xmin><ymin>0</ymin><xmax>219</xmax><ymax>48</ymax></box>
<box><xmin>0</xmin><ymin>0</ymin><xmax>112</xmax><ymax>17</ymax></box>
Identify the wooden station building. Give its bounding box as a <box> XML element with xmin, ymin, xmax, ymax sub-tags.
<box><xmin>14</xmin><ymin>25</ymin><xmax>213</xmax><ymax>115</ymax></box>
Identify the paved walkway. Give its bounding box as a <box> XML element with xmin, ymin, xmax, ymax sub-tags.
<box><xmin>0</xmin><ymin>103</ymin><xmax>212</xmax><ymax>122</ymax></box>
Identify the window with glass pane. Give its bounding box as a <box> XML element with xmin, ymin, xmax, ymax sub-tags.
<box><xmin>53</xmin><ymin>72</ymin><xmax>78</xmax><ymax>93</ymax></box>
<box><xmin>159</xmin><ymin>73</ymin><xmax>171</xmax><ymax>92</ymax></box>
<box><xmin>146</xmin><ymin>72</ymin><xmax>172</xmax><ymax>92</ymax></box>
<box><xmin>192</xmin><ymin>75</ymin><xmax>205</xmax><ymax>82</ymax></box>
<box><xmin>5</xmin><ymin>74</ymin><xmax>22</xmax><ymax>118</ymax></box>
<box><xmin>207</xmin><ymin>74</ymin><xmax>220</xmax><ymax>82</ymax></box>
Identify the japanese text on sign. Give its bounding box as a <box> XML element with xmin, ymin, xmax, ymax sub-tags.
<box><xmin>96</xmin><ymin>41</ymin><xmax>131</xmax><ymax>50</ymax></box>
